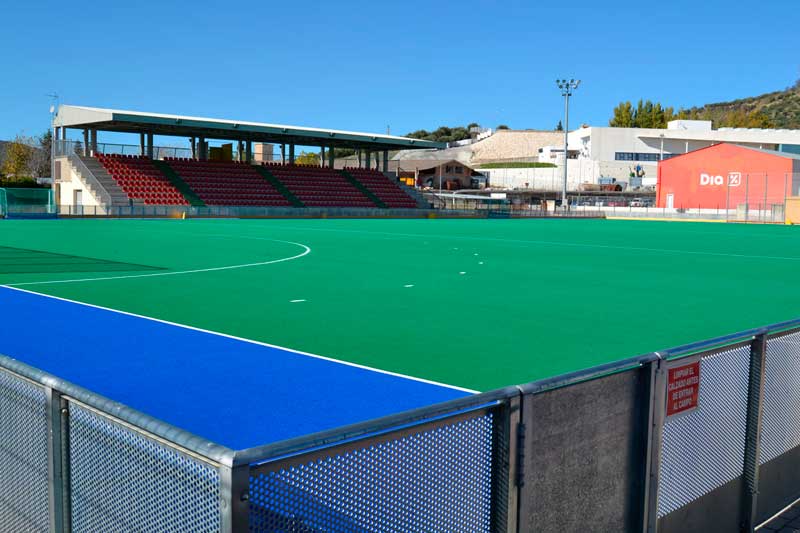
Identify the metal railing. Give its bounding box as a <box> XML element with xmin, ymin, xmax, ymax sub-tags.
<box><xmin>64</xmin><ymin>154</ymin><xmax>113</xmax><ymax>205</ymax></box>
<box><xmin>3</xmin><ymin>311</ymin><xmax>800</xmax><ymax>531</ymax></box>
<box><xmin>47</xmin><ymin>204</ymin><xmax>605</xmax><ymax>220</ymax></box>
<box><xmin>54</xmin><ymin>140</ymin><xmax>193</xmax><ymax>159</ymax></box>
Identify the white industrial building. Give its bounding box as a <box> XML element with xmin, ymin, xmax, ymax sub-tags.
<box><xmin>563</xmin><ymin>120</ymin><xmax>800</xmax><ymax>185</ymax></box>
<box><xmin>481</xmin><ymin>121</ymin><xmax>800</xmax><ymax>190</ymax></box>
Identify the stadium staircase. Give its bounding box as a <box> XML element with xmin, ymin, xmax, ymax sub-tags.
<box><xmin>151</xmin><ymin>160</ymin><xmax>205</xmax><ymax>207</ymax></box>
<box><xmin>398</xmin><ymin>182</ymin><xmax>433</xmax><ymax>208</ymax></box>
<box><xmin>72</xmin><ymin>154</ymin><xmax>133</xmax><ymax>206</ymax></box>
<box><xmin>338</xmin><ymin>170</ymin><xmax>386</xmax><ymax>208</ymax></box>
<box><xmin>163</xmin><ymin>159</ymin><xmax>291</xmax><ymax>207</ymax></box>
<box><xmin>253</xmin><ymin>166</ymin><xmax>304</xmax><ymax>207</ymax></box>
<box><xmin>262</xmin><ymin>163</ymin><xmax>377</xmax><ymax>208</ymax></box>
<box><xmin>343</xmin><ymin>168</ymin><xmax>419</xmax><ymax>208</ymax></box>
<box><xmin>96</xmin><ymin>154</ymin><xmax>188</xmax><ymax>205</ymax></box>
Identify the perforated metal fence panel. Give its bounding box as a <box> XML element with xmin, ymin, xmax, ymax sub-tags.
<box><xmin>761</xmin><ymin>331</ymin><xmax>800</xmax><ymax>464</ymax></box>
<box><xmin>67</xmin><ymin>402</ymin><xmax>222</xmax><ymax>532</ymax></box>
<box><xmin>657</xmin><ymin>345</ymin><xmax>751</xmax><ymax>518</ymax></box>
<box><xmin>248</xmin><ymin>411</ymin><xmax>496</xmax><ymax>533</ymax></box>
<box><xmin>0</xmin><ymin>368</ymin><xmax>49</xmax><ymax>533</ymax></box>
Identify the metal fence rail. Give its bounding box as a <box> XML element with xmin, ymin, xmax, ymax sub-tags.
<box><xmin>2</xmin><ymin>318</ymin><xmax>800</xmax><ymax>531</ymax></box>
<box><xmin>41</xmin><ymin>204</ymin><xmax>607</xmax><ymax>220</ymax></box>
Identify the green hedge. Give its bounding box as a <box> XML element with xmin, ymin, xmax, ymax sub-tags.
<box><xmin>476</xmin><ymin>162</ymin><xmax>557</xmax><ymax>169</ymax></box>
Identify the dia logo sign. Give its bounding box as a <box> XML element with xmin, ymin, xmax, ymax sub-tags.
<box><xmin>699</xmin><ymin>172</ymin><xmax>741</xmax><ymax>187</ymax></box>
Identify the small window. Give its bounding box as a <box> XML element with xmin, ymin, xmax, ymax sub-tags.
<box><xmin>455</xmin><ymin>166</ymin><xmax>463</xmax><ymax>174</ymax></box>
<box><xmin>445</xmin><ymin>165</ymin><xmax>453</xmax><ymax>173</ymax></box>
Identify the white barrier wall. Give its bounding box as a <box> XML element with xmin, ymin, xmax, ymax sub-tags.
<box><xmin>54</xmin><ymin>157</ymin><xmax>107</xmax><ymax>210</ymax></box>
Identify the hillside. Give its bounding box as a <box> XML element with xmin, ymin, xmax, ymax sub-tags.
<box><xmin>691</xmin><ymin>82</ymin><xmax>800</xmax><ymax>129</ymax></box>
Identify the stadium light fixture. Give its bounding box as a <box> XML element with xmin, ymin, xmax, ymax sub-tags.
<box><xmin>556</xmin><ymin>79</ymin><xmax>580</xmax><ymax>210</ymax></box>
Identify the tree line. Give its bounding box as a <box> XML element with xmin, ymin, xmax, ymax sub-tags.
<box><xmin>406</xmin><ymin>123</ymin><xmax>511</xmax><ymax>143</ymax></box>
<box><xmin>0</xmin><ymin>132</ymin><xmax>52</xmax><ymax>186</ymax></box>
<box><xmin>609</xmin><ymin>100</ymin><xmax>774</xmax><ymax>129</ymax></box>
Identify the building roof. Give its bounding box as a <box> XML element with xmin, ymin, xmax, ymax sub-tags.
<box><xmin>53</xmin><ymin>105</ymin><xmax>445</xmax><ymax>151</ymax></box>
<box><xmin>572</xmin><ymin>124</ymin><xmax>800</xmax><ymax>145</ymax></box>
<box><xmin>390</xmin><ymin>159</ymin><xmax>473</xmax><ymax>171</ymax></box>
<box><xmin>659</xmin><ymin>142</ymin><xmax>800</xmax><ymax>163</ymax></box>
<box><xmin>391</xmin><ymin>129</ymin><xmax>564</xmax><ymax>166</ymax></box>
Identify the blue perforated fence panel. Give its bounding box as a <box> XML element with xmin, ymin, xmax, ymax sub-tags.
<box><xmin>0</xmin><ymin>368</ymin><xmax>49</xmax><ymax>533</ymax></box>
<box><xmin>761</xmin><ymin>330</ymin><xmax>800</xmax><ymax>464</ymax></box>
<box><xmin>657</xmin><ymin>345</ymin><xmax>751</xmax><ymax>518</ymax></box>
<box><xmin>249</xmin><ymin>411</ymin><xmax>496</xmax><ymax>533</ymax></box>
<box><xmin>67</xmin><ymin>402</ymin><xmax>222</xmax><ymax>532</ymax></box>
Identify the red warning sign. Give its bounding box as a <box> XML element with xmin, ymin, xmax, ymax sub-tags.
<box><xmin>666</xmin><ymin>361</ymin><xmax>701</xmax><ymax>417</ymax></box>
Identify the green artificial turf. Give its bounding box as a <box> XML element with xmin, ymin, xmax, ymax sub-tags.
<box><xmin>1</xmin><ymin>217</ymin><xmax>799</xmax><ymax>392</ymax></box>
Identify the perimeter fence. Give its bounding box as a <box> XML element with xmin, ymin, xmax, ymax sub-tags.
<box><xmin>2</xmin><ymin>319</ymin><xmax>800</xmax><ymax>532</ymax></box>
<box><xmin>10</xmin><ymin>204</ymin><xmax>605</xmax><ymax>220</ymax></box>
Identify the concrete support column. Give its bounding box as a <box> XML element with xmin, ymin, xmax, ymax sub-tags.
<box><xmin>198</xmin><ymin>136</ymin><xmax>206</xmax><ymax>161</ymax></box>
<box><xmin>289</xmin><ymin>144</ymin><xmax>295</xmax><ymax>164</ymax></box>
<box><xmin>319</xmin><ymin>147</ymin><xmax>325</xmax><ymax>167</ymax></box>
<box><xmin>280</xmin><ymin>144</ymin><xmax>286</xmax><ymax>164</ymax></box>
<box><xmin>82</xmin><ymin>129</ymin><xmax>89</xmax><ymax>156</ymax></box>
<box><xmin>382</xmin><ymin>150</ymin><xmax>389</xmax><ymax>173</ymax></box>
<box><xmin>365</xmin><ymin>151</ymin><xmax>371</xmax><ymax>169</ymax></box>
<box><xmin>90</xmin><ymin>129</ymin><xmax>98</xmax><ymax>156</ymax></box>
<box><xmin>328</xmin><ymin>146</ymin><xmax>335</xmax><ymax>169</ymax></box>
<box><xmin>146</xmin><ymin>133</ymin><xmax>154</xmax><ymax>159</ymax></box>
<box><xmin>140</xmin><ymin>133</ymin><xmax>146</xmax><ymax>156</ymax></box>
<box><xmin>245</xmin><ymin>141</ymin><xmax>252</xmax><ymax>164</ymax></box>
<box><xmin>237</xmin><ymin>140</ymin><xmax>244</xmax><ymax>162</ymax></box>
<box><xmin>357</xmin><ymin>149</ymin><xmax>362</xmax><ymax>168</ymax></box>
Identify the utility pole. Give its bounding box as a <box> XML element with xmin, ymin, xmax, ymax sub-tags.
<box><xmin>556</xmin><ymin>79</ymin><xmax>580</xmax><ymax>210</ymax></box>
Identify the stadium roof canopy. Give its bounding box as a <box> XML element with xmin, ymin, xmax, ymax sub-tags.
<box><xmin>53</xmin><ymin>105</ymin><xmax>446</xmax><ymax>151</ymax></box>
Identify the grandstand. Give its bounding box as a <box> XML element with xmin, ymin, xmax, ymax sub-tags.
<box><xmin>262</xmin><ymin>162</ymin><xmax>376</xmax><ymax>208</ymax></box>
<box><xmin>165</xmin><ymin>159</ymin><xmax>289</xmax><ymax>207</ymax></box>
<box><xmin>51</xmin><ymin>105</ymin><xmax>439</xmax><ymax>213</ymax></box>
<box><xmin>97</xmin><ymin>154</ymin><xmax>188</xmax><ymax>205</ymax></box>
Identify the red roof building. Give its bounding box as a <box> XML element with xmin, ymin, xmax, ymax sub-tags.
<box><xmin>656</xmin><ymin>143</ymin><xmax>800</xmax><ymax>210</ymax></box>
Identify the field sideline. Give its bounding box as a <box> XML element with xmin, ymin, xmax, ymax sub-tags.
<box><xmin>1</xmin><ymin>217</ymin><xmax>799</xmax><ymax>392</ymax></box>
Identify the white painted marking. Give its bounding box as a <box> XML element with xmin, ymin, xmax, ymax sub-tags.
<box><xmin>479</xmin><ymin>262</ymin><xmax>484</xmax><ymax>265</ymax></box>
<box><xmin>404</xmin><ymin>284</ymin><xmax>414</xmax><ymax>288</ymax></box>
<box><xmin>459</xmin><ymin>272</ymin><xmax>466</xmax><ymax>275</ymax></box>
<box><xmin>5</xmin><ymin>239</ymin><xmax>311</xmax><ymax>287</ymax></box>
<box><xmin>0</xmin><ymin>286</ymin><xmax>477</xmax><ymax>394</ymax></box>
<box><xmin>270</xmin><ymin>225</ymin><xmax>800</xmax><ymax>262</ymax></box>
<box><xmin>290</xmin><ymin>299</ymin><xmax>306</xmax><ymax>303</ymax></box>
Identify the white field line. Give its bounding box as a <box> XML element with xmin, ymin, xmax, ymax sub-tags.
<box><xmin>4</xmin><ymin>238</ymin><xmax>311</xmax><ymax>287</ymax></box>
<box><xmin>0</xmin><ymin>285</ymin><xmax>478</xmax><ymax>395</ymax></box>
<box><xmin>266</xmin><ymin>225</ymin><xmax>800</xmax><ymax>262</ymax></box>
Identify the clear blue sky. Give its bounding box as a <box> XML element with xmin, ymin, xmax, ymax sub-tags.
<box><xmin>1</xmin><ymin>0</ymin><xmax>797</xmax><ymax>141</ymax></box>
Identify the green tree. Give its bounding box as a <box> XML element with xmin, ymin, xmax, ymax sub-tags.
<box><xmin>294</xmin><ymin>151</ymin><xmax>320</xmax><ymax>166</ymax></box>
<box><xmin>610</xmin><ymin>100</ymin><xmax>676</xmax><ymax>128</ymax></box>
<box><xmin>333</xmin><ymin>147</ymin><xmax>355</xmax><ymax>158</ymax></box>
<box><xmin>1</xmin><ymin>136</ymin><xmax>33</xmax><ymax>181</ymax></box>
<box><xmin>405</xmin><ymin>125</ymin><xmax>475</xmax><ymax>143</ymax></box>
<box><xmin>609</xmin><ymin>101</ymin><xmax>635</xmax><ymax>127</ymax></box>
<box><xmin>496</xmin><ymin>124</ymin><xmax>510</xmax><ymax>130</ymax></box>
<box><xmin>29</xmin><ymin>131</ymin><xmax>52</xmax><ymax>178</ymax></box>
<box><xmin>555</xmin><ymin>120</ymin><xmax>563</xmax><ymax>131</ymax></box>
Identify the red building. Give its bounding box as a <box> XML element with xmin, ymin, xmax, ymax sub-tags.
<box><xmin>656</xmin><ymin>143</ymin><xmax>800</xmax><ymax>209</ymax></box>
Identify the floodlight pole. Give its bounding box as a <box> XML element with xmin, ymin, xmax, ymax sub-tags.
<box><xmin>556</xmin><ymin>79</ymin><xmax>580</xmax><ymax>210</ymax></box>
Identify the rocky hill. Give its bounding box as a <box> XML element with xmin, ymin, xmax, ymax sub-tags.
<box><xmin>694</xmin><ymin>82</ymin><xmax>800</xmax><ymax>129</ymax></box>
